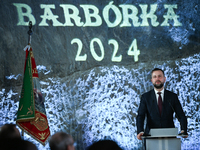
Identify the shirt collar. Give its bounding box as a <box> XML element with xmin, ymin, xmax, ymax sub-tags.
<box><xmin>154</xmin><ymin>88</ymin><xmax>164</xmax><ymax>94</ymax></box>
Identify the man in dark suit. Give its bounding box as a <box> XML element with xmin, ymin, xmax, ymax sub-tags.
<box><xmin>136</xmin><ymin>68</ymin><xmax>188</xmax><ymax>140</ymax></box>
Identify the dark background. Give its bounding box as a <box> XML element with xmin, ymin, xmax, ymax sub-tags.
<box><xmin>0</xmin><ymin>0</ymin><xmax>199</xmax><ymax>89</ymax></box>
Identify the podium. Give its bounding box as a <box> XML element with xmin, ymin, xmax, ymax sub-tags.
<box><xmin>142</xmin><ymin>128</ymin><xmax>181</xmax><ymax>150</ymax></box>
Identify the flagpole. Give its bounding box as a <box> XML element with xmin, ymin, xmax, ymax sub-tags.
<box><xmin>17</xmin><ymin>21</ymin><xmax>50</xmax><ymax>145</ymax></box>
<box><xmin>28</xmin><ymin>21</ymin><xmax>33</xmax><ymax>45</ymax></box>
<box><xmin>21</xmin><ymin>21</ymin><xmax>33</xmax><ymax>140</ymax></box>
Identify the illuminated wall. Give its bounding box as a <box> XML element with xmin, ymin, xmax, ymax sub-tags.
<box><xmin>0</xmin><ymin>0</ymin><xmax>200</xmax><ymax>150</ymax></box>
<box><xmin>1</xmin><ymin>54</ymin><xmax>200</xmax><ymax>149</ymax></box>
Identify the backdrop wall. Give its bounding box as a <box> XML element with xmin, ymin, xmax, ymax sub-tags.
<box><xmin>0</xmin><ymin>0</ymin><xmax>199</xmax><ymax>149</ymax></box>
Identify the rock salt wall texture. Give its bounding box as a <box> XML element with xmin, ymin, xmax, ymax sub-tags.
<box><xmin>0</xmin><ymin>0</ymin><xmax>200</xmax><ymax>149</ymax></box>
<box><xmin>1</xmin><ymin>55</ymin><xmax>200</xmax><ymax>150</ymax></box>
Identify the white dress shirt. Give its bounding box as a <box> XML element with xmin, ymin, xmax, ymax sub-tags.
<box><xmin>154</xmin><ymin>88</ymin><xmax>164</xmax><ymax>104</ymax></box>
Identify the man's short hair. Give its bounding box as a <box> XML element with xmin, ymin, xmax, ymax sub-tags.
<box><xmin>0</xmin><ymin>138</ymin><xmax>38</xmax><ymax>150</ymax></box>
<box><xmin>49</xmin><ymin>132</ymin><xmax>74</xmax><ymax>150</ymax></box>
<box><xmin>151</xmin><ymin>68</ymin><xmax>165</xmax><ymax>76</ymax></box>
<box><xmin>87</xmin><ymin>140</ymin><xmax>122</xmax><ymax>150</ymax></box>
<box><xmin>0</xmin><ymin>124</ymin><xmax>20</xmax><ymax>139</ymax></box>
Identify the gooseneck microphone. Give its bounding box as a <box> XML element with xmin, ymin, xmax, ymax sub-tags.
<box><xmin>167</xmin><ymin>99</ymin><xmax>188</xmax><ymax>136</ymax></box>
<box><xmin>167</xmin><ymin>99</ymin><xmax>180</xmax><ymax>121</ymax></box>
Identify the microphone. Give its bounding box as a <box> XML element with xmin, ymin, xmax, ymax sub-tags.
<box><xmin>167</xmin><ymin>99</ymin><xmax>188</xmax><ymax>136</ymax></box>
<box><xmin>167</xmin><ymin>99</ymin><xmax>180</xmax><ymax>121</ymax></box>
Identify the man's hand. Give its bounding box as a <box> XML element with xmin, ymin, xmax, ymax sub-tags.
<box><xmin>183</xmin><ymin>135</ymin><xmax>188</xmax><ymax>138</ymax></box>
<box><xmin>179</xmin><ymin>130</ymin><xmax>188</xmax><ymax>138</ymax></box>
<box><xmin>137</xmin><ymin>132</ymin><xmax>144</xmax><ymax>140</ymax></box>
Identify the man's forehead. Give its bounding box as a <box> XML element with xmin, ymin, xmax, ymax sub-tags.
<box><xmin>152</xmin><ymin>70</ymin><xmax>164</xmax><ymax>76</ymax></box>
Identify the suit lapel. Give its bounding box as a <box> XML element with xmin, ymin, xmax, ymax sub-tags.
<box><xmin>150</xmin><ymin>89</ymin><xmax>160</xmax><ymax>116</ymax></box>
<box><xmin>163</xmin><ymin>89</ymin><xmax>170</xmax><ymax>102</ymax></box>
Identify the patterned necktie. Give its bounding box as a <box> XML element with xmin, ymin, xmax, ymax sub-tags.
<box><xmin>157</xmin><ymin>92</ymin><xmax>162</xmax><ymax>115</ymax></box>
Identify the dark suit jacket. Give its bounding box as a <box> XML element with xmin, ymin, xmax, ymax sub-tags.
<box><xmin>136</xmin><ymin>89</ymin><xmax>187</xmax><ymax>134</ymax></box>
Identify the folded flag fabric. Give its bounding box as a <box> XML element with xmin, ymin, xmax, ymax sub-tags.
<box><xmin>17</xmin><ymin>45</ymin><xmax>50</xmax><ymax>145</ymax></box>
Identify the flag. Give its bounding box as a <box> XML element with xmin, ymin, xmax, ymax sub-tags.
<box><xmin>16</xmin><ymin>45</ymin><xmax>50</xmax><ymax>145</ymax></box>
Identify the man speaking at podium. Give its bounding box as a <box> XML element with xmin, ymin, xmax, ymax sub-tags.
<box><xmin>136</xmin><ymin>68</ymin><xmax>188</xmax><ymax>140</ymax></box>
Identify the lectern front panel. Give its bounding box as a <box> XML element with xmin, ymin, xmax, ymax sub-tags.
<box><xmin>146</xmin><ymin>138</ymin><xmax>181</xmax><ymax>150</ymax></box>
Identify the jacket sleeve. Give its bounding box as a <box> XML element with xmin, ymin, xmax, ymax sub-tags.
<box><xmin>173</xmin><ymin>94</ymin><xmax>188</xmax><ymax>132</ymax></box>
<box><xmin>136</xmin><ymin>94</ymin><xmax>147</xmax><ymax>134</ymax></box>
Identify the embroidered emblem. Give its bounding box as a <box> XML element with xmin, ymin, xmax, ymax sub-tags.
<box><xmin>27</xmin><ymin>106</ymin><xmax>33</xmax><ymax>115</ymax></box>
<box><xmin>19</xmin><ymin>105</ymin><xmax>23</xmax><ymax>111</ymax></box>
<box><xmin>30</xmin><ymin>113</ymin><xmax>48</xmax><ymax>131</ymax></box>
<box><xmin>38</xmin><ymin>133</ymin><xmax>46</xmax><ymax>140</ymax></box>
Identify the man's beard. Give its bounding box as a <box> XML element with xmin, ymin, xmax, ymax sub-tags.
<box><xmin>153</xmin><ymin>81</ymin><xmax>164</xmax><ymax>89</ymax></box>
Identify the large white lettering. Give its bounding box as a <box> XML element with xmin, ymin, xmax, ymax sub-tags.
<box><xmin>161</xmin><ymin>4</ymin><xmax>182</xmax><ymax>26</ymax></box>
<box><xmin>13</xmin><ymin>3</ymin><xmax>182</xmax><ymax>27</ymax></box>
<box><xmin>39</xmin><ymin>4</ymin><xmax>63</xmax><ymax>26</ymax></box>
<box><xmin>80</xmin><ymin>5</ymin><xmax>102</xmax><ymax>27</ymax></box>
<box><xmin>13</xmin><ymin>3</ymin><xmax>36</xmax><ymax>26</ymax></box>
<box><xmin>103</xmin><ymin>1</ymin><xmax>122</xmax><ymax>27</ymax></box>
<box><xmin>60</xmin><ymin>4</ymin><xmax>84</xmax><ymax>26</ymax></box>
<box><xmin>119</xmin><ymin>5</ymin><xmax>140</xmax><ymax>27</ymax></box>
<box><xmin>72</xmin><ymin>38</ymin><xmax>140</xmax><ymax>62</ymax></box>
<box><xmin>140</xmin><ymin>4</ymin><xmax>159</xmax><ymax>27</ymax></box>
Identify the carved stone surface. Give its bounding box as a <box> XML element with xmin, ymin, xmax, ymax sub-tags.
<box><xmin>0</xmin><ymin>0</ymin><xmax>200</xmax><ymax>149</ymax></box>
